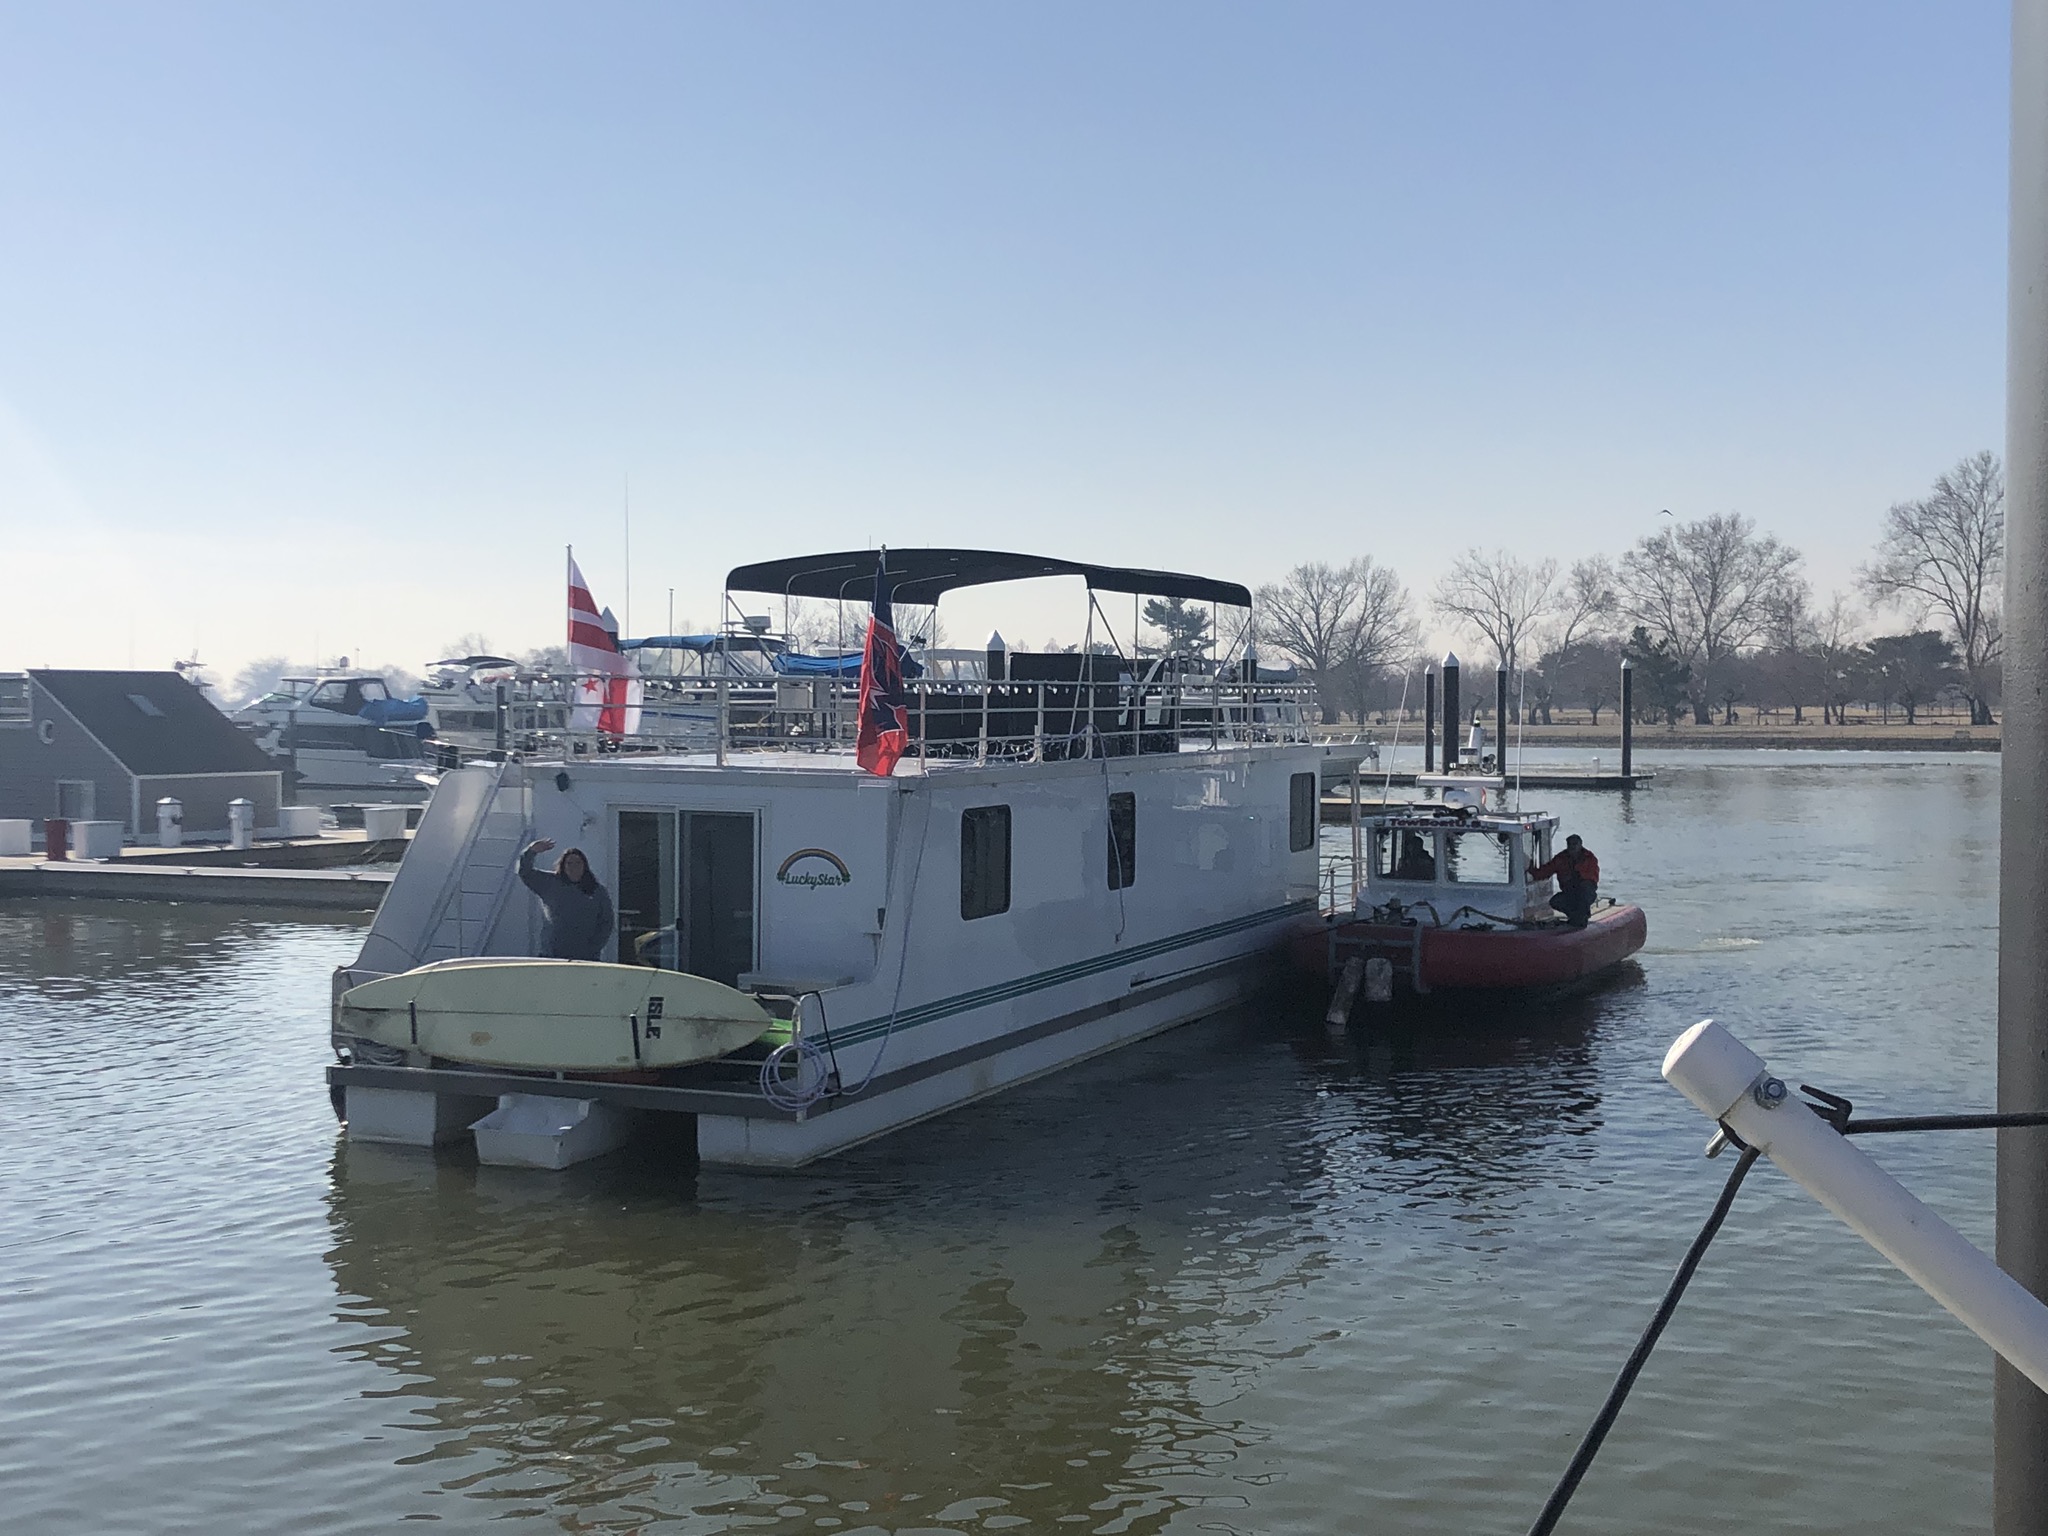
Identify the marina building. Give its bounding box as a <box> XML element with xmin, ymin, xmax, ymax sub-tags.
<box><xmin>0</xmin><ymin>669</ymin><xmax>283</xmax><ymax>842</ymax></box>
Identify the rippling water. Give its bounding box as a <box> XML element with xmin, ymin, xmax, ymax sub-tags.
<box><xmin>0</xmin><ymin>751</ymin><xmax>2003</xmax><ymax>1533</ymax></box>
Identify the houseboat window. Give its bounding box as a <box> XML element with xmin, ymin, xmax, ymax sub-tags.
<box><xmin>1373</xmin><ymin>828</ymin><xmax>1437</xmax><ymax>882</ymax></box>
<box><xmin>1289</xmin><ymin>773</ymin><xmax>1316</xmax><ymax>852</ymax></box>
<box><xmin>0</xmin><ymin>675</ymin><xmax>28</xmax><ymax>723</ymax></box>
<box><xmin>55</xmin><ymin>780</ymin><xmax>95</xmax><ymax>821</ymax></box>
<box><xmin>961</xmin><ymin>805</ymin><xmax>1012</xmax><ymax>920</ymax></box>
<box><xmin>1107</xmin><ymin>792</ymin><xmax>1136</xmax><ymax>890</ymax></box>
<box><xmin>1444</xmin><ymin>829</ymin><xmax>1513</xmax><ymax>884</ymax></box>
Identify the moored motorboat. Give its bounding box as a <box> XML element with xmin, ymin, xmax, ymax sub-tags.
<box><xmin>1299</xmin><ymin>767</ymin><xmax>1645</xmax><ymax>1008</ymax></box>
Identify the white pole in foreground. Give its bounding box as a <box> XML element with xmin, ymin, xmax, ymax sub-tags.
<box><xmin>1662</xmin><ymin>1020</ymin><xmax>2048</xmax><ymax>1394</ymax></box>
<box><xmin>2002</xmin><ymin>0</ymin><xmax>2048</xmax><ymax>1524</ymax></box>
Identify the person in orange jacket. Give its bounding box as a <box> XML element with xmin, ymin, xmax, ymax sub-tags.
<box><xmin>1528</xmin><ymin>833</ymin><xmax>1600</xmax><ymax>928</ymax></box>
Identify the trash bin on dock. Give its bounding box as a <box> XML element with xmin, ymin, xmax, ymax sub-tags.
<box><xmin>155</xmin><ymin>798</ymin><xmax>183</xmax><ymax>848</ymax></box>
<box><xmin>227</xmin><ymin>798</ymin><xmax>255</xmax><ymax>850</ymax></box>
<box><xmin>43</xmin><ymin>818</ymin><xmax>68</xmax><ymax>861</ymax></box>
<box><xmin>470</xmin><ymin>1094</ymin><xmax>634</xmax><ymax>1170</ymax></box>
<box><xmin>361</xmin><ymin>805</ymin><xmax>407</xmax><ymax>841</ymax></box>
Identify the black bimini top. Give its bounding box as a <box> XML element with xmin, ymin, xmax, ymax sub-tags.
<box><xmin>724</xmin><ymin>549</ymin><xmax>1251</xmax><ymax>608</ymax></box>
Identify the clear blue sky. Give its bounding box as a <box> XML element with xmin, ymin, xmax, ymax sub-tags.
<box><xmin>0</xmin><ymin>2</ymin><xmax>2009</xmax><ymax>679</ymax></box>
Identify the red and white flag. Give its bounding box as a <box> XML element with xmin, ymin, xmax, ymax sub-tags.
<box><xmin>568</xmin><ymin>551</ymin><xmax>642</xmax><ymax>736</ymax></box>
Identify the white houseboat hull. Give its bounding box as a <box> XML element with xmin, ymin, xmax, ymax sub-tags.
<box><xmin>332</xmin><ymin>742</ymin><xmax>1325</xmax><ymax>1169</ymax></box>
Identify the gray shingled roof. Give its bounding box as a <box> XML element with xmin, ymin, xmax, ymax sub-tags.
<box><xmin>30</xmin><ymin>670</ymin><xmax>278</xmax><ymax>777</ymax></box>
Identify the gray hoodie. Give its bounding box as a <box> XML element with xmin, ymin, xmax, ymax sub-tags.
<box><xmin>518</xmin><ymin>842</ymin><xmax>616</xmax><ymax>961</ymax></box>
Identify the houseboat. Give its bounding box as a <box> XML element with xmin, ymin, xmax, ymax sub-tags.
<box><xmin>327</xmin><ymin>548</ymin><xmax>1337</xmax><ymax>1169</ymax></box>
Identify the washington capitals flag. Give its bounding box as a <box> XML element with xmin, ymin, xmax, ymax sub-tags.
<box><xmin>855</xmin><ymin>550</ymin><xmax>910</xmax><ymax>777</ymax></box>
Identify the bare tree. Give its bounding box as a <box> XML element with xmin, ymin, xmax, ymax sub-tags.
<box><xmin>438</xmin><ymin>632</ymin><xmax>497</xmax><ymax>660</ymax></box>
<box><xmin>1333</xmin><ymin>559</ymin><xmax>1419</xmax><ymax>722</ymax></box>
<box><xmin>1810</xmin><ymin>592</ymin><xmax>1864</xmax><ymax>725</ymax></box>
<box><xmin>226</xmin><ymin>655</ymin><xmax>302</xmax><ymax>708</ymax></box>
<box><xmin>1526</xmin><ymin>557</ymin><xmax>1616</xmax><ymax>722</ymax></box>
<box><xmin>1752</xmin><ymin>586</ymin><xmax>1817</xmax><ymax>724</ymax></box>
<box><xmin>1859</xmin><ymin>450</ymin><xmax>2004</xmax><ymax>725</ymax></box>
<box><xmin>1257</xmin><ymin>561</ymin><xmax>1366</xmax><ymax>722</ymax></box>
<box><xmin>1617</xmin><ymin>512</ymin><xmax>1805</xmax><ymax>725</ymax></box>
<box><xmin>1432</xmin><ymin>550</ymin><xmax>1559</xmax><ymax>671</ymax></box>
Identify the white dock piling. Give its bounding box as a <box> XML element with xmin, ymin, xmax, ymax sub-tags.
<box><xmin>1662</xmin><ymin>1020</ymin><xmax>2048</xmax><ymax>1394</ymax></box>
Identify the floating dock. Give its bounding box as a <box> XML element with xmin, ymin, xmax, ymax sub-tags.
<box><xmin>0</xmin><ymin>829</ymin><xmax>405</xmax><ymax>909</ymax></box>
<box><xmin>0</xmin><ymin>859</ymin><xmax>393</xmax><ymax>909</ymax></box>
<box><xmin>1319</xmin><ymin>769</ymin><xmax>1651</xmax><ymax>822</ymax></box>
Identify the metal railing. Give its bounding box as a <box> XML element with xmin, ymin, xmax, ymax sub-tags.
<box><xmin>428</xmin><ymin>671</ymin><xmax>1319</xmax><ymax>770</ymax></box>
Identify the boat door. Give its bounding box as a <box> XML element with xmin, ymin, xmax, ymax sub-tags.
<box><xmin>616</xmin><ymin>810</ymin><xmax>758</xmax><ymax>986</ymax></box>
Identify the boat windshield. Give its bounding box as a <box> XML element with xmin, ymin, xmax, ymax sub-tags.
<box><xmin>1372</xmin><ymin>829</ymin><xmax>1438</xmax><ymax>883</ymax></box>
<box><xmin>1444</xmin><ymin>828</ymin><xmax>1514</xmax><ymax>885</ymax></box>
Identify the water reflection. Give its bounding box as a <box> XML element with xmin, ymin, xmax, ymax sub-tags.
<box><xmin>322</xmin><ymin>1006</ymin><xmax>1354</xmax><ymax>1533</ymax></box>
<box><xmin>0</xmin><ymin>900</ymin><xmax>366</xmax><ymax>997</ymax></box>
<box><xmin>0</xmin><ymin>753</ymin><xmax>2003</xmax><ymax>1533</ymax></box>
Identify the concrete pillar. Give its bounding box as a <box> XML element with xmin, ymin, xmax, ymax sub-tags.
<box><xmin>2002</xmin><ymin>3</ymin><xmax>2048</xmax><ymax>1525</ymax></box>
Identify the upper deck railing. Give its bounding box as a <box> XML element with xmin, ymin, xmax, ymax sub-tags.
<box><xmin>436</xmin><ymin>663</ymin><xmax>1318</xmax><ymax>770</ymax></box>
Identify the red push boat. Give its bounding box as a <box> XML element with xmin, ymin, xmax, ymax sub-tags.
<box><xmin>1305</xmin><ymin>778</ymin><xmax>1646</xmax><ymax>1004</ymax></box>
<box><xmin>1293</xmin><ymin>902</ymin><xmax>1647</xmax><ymax>995</ymax></box>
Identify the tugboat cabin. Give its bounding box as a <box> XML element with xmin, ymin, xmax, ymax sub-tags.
<box><xmin>1359</xmin><ymin>802</ymin><xmax>1561</xmax><ymax>926</ymax></box>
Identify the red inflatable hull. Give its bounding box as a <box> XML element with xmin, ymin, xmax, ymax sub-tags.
<box><xmin>1294</xmin><ymin>903</ymin><xmax>1647</xmax><ymax>992</ymax></box>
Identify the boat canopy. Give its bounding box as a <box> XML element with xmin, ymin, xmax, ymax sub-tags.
<box><xmin>427</xmin><ymin>655</ymin><xmax>520</xmax><ymax>670</ymax></box>
<box><xmin>724</xmin><ymin>549</ymin><xmax>1253</xmax><ymax>608</ymax></box>
<box><xmin>619</xmin><ymin>634</ymin><xmax>782</xmax><ymax>653</ymax></box>
<box><xmin>771</xmin><ymin>651</ymin><xmax>864</xmax><ymax>678</ymax></box>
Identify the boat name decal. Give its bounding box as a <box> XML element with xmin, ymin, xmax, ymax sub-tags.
<box><xmin>776</xmin><ymin>848</ymin><xmax>852</xmax><ymax>888</ymax></box>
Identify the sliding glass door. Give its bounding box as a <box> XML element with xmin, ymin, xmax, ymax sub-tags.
<box><xmin>615</xmin><ymin>810</ymin><xmax>757</xmax><ymax>987</ymax></box>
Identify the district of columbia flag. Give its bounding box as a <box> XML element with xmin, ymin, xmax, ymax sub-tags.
<box><xmin>854</xmin><ymin>548</ymin><xmax>910</xmax><ymax>777</ymax></box>
<box><xmin>567</xmin><ymin>549</ymin><xmax>643</xmax><ymax>737</ymax></box>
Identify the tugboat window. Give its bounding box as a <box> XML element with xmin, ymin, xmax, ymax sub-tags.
<box><xmin>1107</xmin><ymin>792</ymin><xmax>1136</xmax><ymax>890</ymax></box>
<box><xmin>1289</xmin><ymin>773</ymin><xmax>1316</xmax><ymax>852</ymax></box>
<box><xmin>1374</xmin><ymin>828</ymin><xmax>1437</xmax><ymax>883</ymax></box>
<box><xmin>961</xmin><ymin>805</ymin><xmax>1012</xmax><ymax>920</ymax></box>
<box><xmin>1445</xmin><ymin>828</ymin><xmax>1513</xmax><ymax>884</ymax></box>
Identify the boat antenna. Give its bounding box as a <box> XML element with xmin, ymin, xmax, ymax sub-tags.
<box><xmin>1381</xmin><ymin>665</ymin><xmax>1410</xmax><ymax>803</ymax></box>
<box><xmin>622</xmin><ymin>473</ymin><xmax>631</xmax><ymax>640</ymax></box>
<box><xmin>1370</xmin><ymin>665</ymin><xmax>1413</xmax><ymax>903</ymax></box>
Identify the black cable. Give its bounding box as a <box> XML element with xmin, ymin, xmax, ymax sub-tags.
<box><xmin>1843</xmin><ymin>1111</ymin><xmax>2048</xmax><ymax>1135</ymax></box>
<box><xmin>1524</xmin><ymin>1099</ymin><xmax>2048</xmax><ymax>1534</ymax></box>
<box><xmin>1525</xmin><ymin>1146</ymin><xmax>1761</xmax><ymax>1536</ymax></box>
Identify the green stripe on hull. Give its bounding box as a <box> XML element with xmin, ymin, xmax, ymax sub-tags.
<box><xmin>826</xmin><ymin>900</ymin><xmax>1310</xmax><ymax>1048</ymax></box>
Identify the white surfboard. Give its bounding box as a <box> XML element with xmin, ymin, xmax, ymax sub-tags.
<box><xmin>337</xmin><ymin>959</ymin><xmax>774</xmax><ymax>1072</ymax></box>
